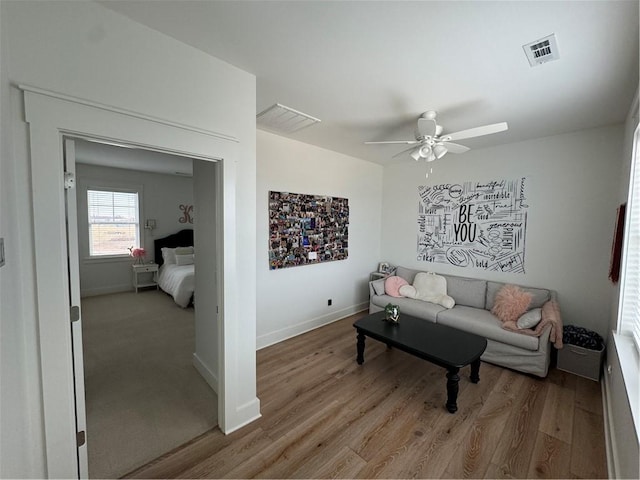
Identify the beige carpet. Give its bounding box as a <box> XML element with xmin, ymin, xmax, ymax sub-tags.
<box><xmin>81</xmin><ymin>290</ymin><xmax>217</xmax><ymax>479</ymax></box>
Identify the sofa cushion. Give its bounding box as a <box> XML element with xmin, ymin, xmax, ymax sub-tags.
<box><xmin>486</xmin><ymin>281</ymin><xmax>551</xmax><ymax>311</ymax></box>
<box><xmin>436</xmin><ymin>306</ymin><xmax>539</xmax><ymax>351</ymax></box>
<box><xmin>371</xmin><ymin>295</ymin><xmax>444</xmax><ymax>322</ymax></box>
<box><xmin>384</xmin><ymin>276</ymin><xmax>408</xmax><ymax>297</ymax></box>
<box><xmin>395</xmin><ymin>266</ymin><xmax>420</xmax><ymax>284</ymax></box>
<box><xmin>443</xmin><ymin>275</ymin><xmax>487</xmax><ymax>309</ymax></box>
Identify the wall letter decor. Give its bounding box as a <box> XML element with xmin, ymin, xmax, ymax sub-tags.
<box><xmin>179</xmin><ymin>204</ymin><xmax>193</xmax><ymax>224</ymax></box>
<box><xmin>416</xmin><ymin>178</ymin><xmax>529</xmax><ymax>273</ymax></box>
<box><xmin>269</xmin><ymin>191</ymin><xmax>349</xmax><ymax>270</ymax></box>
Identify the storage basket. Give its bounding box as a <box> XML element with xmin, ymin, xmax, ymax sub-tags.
<box><xmin>557</xmin><ymin>343</ymin><xmax>604</xmax><ymax>381</ymax></box>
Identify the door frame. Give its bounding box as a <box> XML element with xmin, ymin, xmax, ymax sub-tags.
<box><xmin>21</xmin><ymin>85</ymin><xmax>260</xmax><ymax>477</ymax></box>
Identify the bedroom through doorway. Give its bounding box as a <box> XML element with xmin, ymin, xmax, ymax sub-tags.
<box><xmin>72</xmin><ymin>138</ymin><xmax>219</xmax><ymax>478</ymax></box>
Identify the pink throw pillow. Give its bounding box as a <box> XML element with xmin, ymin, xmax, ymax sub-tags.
<box><xmin>491</xmin><ymin>284</ymin><xmax>532</xmax><ymax>323</ymax></box>
<box><xmin>384</xmin><ymin>276</ymin><xmax>409</xmax><ymax>297</ymax></box>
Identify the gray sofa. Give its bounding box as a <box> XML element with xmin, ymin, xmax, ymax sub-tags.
<box><xmin>369</xmin><ymin>266</ymin><xmax>555</xmax><ymax>377</ymax></box>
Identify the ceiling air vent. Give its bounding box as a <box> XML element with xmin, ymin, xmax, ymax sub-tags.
<box><xmin>257</xmin><ymin>103</ymin><xmax>321</xmax><ymax>134</ymax></box>
<box><xmin>523</xmin><ymin>34</ymin><xmax>559</xmax><ymax>67</ymax></box>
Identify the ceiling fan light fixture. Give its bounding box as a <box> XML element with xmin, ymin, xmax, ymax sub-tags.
<box><xmin>410</xmin><ymin>147</ymin><xmax>422</xmax><ymax>161</ymax></box>
<box><xmin>419</xmin><ymin>145</ymin><xmax>432</xmax><ymax>158</ymax></box>
<box><xmin>433</xmin><ymin>144</ymin><xmax>448</xmax><ymax>159</ymax></box>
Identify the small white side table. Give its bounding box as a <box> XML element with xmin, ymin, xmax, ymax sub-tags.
<box><xmin>370</xmin><ymin>271</ymin><xmax>388</xmax><ymax>282</ymax></box>
<box><xmin>132</xmin><ymin>263</ymin><xmax>159</xmax><ymax>293</ymax></box>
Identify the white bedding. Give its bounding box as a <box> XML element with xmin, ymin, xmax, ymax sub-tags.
<box><xmin>158</xmin><ymin>264</ymin><xmax>195</xmax><ymax>308</ymax></box>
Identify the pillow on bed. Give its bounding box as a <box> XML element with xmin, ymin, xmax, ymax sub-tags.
<box><xmin>175</xmin><ymin>253</ymin><xmax>194</xmax><ymax>266</ymax></box>
<box><xmin>161</xmin><ymin>247</ymin><xmax>177</xmax><ymax>265</ymax></box>
<box><xmin>175</xmin><ymin>246</ymin><xmax>194</xmax><ymax>255</ymax></box>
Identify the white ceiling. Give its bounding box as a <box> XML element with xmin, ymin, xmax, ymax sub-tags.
<box><xmin>75</xmin><ymin>138</ymin><xmax>194</xmax><ymax>176</ymax></box>
<box><xmin>99</xmin><ymin>0</ymin><xmax>639</xmax><ymax>166</ymax></box>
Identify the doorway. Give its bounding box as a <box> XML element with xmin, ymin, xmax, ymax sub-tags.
<box><xmin>22</xmin><ymin>86</ymin><xmax>260</xmax><ymax>478</ymax></box>
<box><xmin>69</xmin><ymin>139</ymin><xmax>219</xmax><ymax>477</ymax></box>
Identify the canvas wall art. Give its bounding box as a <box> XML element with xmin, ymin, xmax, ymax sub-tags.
<box><xmin>416</xmin><ymin>178</ymin><xmax>529</xmax><ymax>273</ymax></box>
<box><xmin>269</xmin><ymin>191</ymin><xmax>349</xmax><ymax>270</ymax></box>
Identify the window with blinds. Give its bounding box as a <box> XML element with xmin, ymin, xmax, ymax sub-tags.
<box><xmin>619</xmin><ymin>125</ymin><xmax>640</xmax><ymax>351</ymax></box>
<box><xmin>87</xmin><ymin>189</ymin><xmax>140</xmax><ymax>256</ymax></box>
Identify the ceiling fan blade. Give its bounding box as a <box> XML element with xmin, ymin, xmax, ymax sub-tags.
<box><xmin>392</xmin><ymin>145</ymin><xmax>419</xmax><ymax>158</ymax></box>
<box><xmin>441</xmin><ymin>142</ymin><xmax>470</xmax><ymax>154</ymax></box>
<box><xmin>364</xmin><ymin>140</ymin><xmax>419</xmax><ymax>145</ymax></box>
<box><xmin>417</xmin><ymin>117</ymin><xmax>437</xmax><ymax>138</ymax></box>
<box><xmin>441</xmin><ymin>122</ymin><xmax>508</xmax><ymax>142</ymax></box>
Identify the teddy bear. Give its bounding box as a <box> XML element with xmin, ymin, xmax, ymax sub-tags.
<box><xmin>398</xmin><ymin>272</ymin><xmax>455</xmax><ymax>309</ymax></box>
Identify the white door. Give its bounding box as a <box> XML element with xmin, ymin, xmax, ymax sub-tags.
<box><xmin>63</xmin><ymin>137</ymin><xmax>89</xmax><ymax>478</ymax></box>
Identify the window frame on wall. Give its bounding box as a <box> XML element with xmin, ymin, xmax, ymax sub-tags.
<box><xmin>618</xmin><ymin>124</ymin><xmax>640</xmax><ymax>352</ymax></box>
<box><xmin>84</xmin><ymin>183</ymin><xmax>144</xmax><ymax>261</ymax></box>
<box><xmin>614</xmin><ymin>118</ymin><xmax>640</xmax><ymax>442</ymax></box>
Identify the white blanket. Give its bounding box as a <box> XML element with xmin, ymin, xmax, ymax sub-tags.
<box><xmin>158</xmin><ymin>264</ymin><xmax>195</xmax><ymax>308</ymax></box>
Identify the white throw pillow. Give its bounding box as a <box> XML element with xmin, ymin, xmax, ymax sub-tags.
<box><xmin>404</xmin><ymin>272</ymin><xmax>455</xmax><ymax>309</ymax></box>
<box><xmin>371</xmin><ymin>278</ymin><xmax>386</xmax><ymax>296</ymax></box>
<box><xmin>161</xmin><ymin>247</ymin><xmax>177</xmax><ymax>265</ymax></box>
<box><xmin>516</xmin><ymin>308</ymin><xmax>542</xmax><ymax>329</ymax></box>
<box><xmin>175</xmin><ymin>246</ymin><xmax>194</xmax><ymax>255</ymax></box>
<box><xmin>175</xmin><ymin>253</ymin><xmax>194</xmax><ymax>266</ymax></box>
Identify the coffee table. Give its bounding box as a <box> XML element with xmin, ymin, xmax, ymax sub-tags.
<box><xmin>354</xmin><ymin>311</ymin><xmax>487</xmax><ymax>413</ymax></box>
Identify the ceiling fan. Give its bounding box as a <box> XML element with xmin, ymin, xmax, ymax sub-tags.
<box><xmin>365</xmin><ymin>111</ymin><xmax>508</xmax><ymax>163</ymax></box>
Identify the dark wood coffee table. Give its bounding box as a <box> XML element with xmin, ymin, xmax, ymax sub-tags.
<box><xmin>354</xmin><ymin>311</ymin><xmax>487</xmax><ymax>413</ymax></box>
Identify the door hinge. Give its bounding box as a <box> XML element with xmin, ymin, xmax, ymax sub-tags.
<box><xmin>70</xmin><ymin>305</ymin><xmax>80</xmax><ymax>323</ymax></box>
<box><xmin>76</xmin><ymin>430</ymin><xmax>86</xmax><ymax>447</ymax></box>
<box><xmin>64</xmin><ymin>171</ymin><xmax>75</xmax><ymax>190</ymax></box>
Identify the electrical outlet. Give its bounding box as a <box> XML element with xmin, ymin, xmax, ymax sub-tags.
<box><xmin>327</xmin><ymin>299</ymin><xmax>332</xmax><ymax>306</ymax></box>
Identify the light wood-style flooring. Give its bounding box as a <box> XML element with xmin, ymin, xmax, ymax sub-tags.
<box><xmin>128</xmin><ymin>311</ymin><xmax>607</xmax><ymax>479</ymax></box>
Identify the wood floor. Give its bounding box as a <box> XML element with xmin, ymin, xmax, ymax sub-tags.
<box><xmin>128</xmin><ymin>311</ymin><xmax>607</xmax><ymax>479</ymax></box>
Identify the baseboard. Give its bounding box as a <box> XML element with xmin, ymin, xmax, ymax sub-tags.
<box><xmin>256</xmin><ymin>303</ymin><xmax>368</xmax><ymax>350</ymax></box>
<box><xmin>192</xmin><ymin>353</ymin><xmax>218</xmax><ymax>394</ymax></box>
<box><xmin>602</xmin><ymin>377</ymin><xmax>617</xmax><ymax>479</ymax></box>
<box><xmin>80</xmin><ymin>285</ymin><xmax>131</xmax><ymax>297</ymax></box>
<box><xmin>221</xmin><ymin>397</ymin><xmax>262</xmax><ymax>435</ymax></box>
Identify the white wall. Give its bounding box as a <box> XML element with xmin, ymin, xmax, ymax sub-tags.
<box><xmin>0</xmin><ymin>1</ymin><xmax>256</xmax><ymax>477</ymax></box>
<box><xmin>381</xmin><ymin>124</ymin><xmax>624</xmax><ymax>339</ymax></box>
<box><xmin>77</xmin><ymin>163</ymin><xmax>194</xmax><ymax>296</ymax></box>
<box><xmin>256</xmin><ymin>130</ymin><xmax>383</xmax><ymax>348</ymax></box>
<box><xmin>193</xmin><ymin>160</ymin><xmax>220</xmax><ymax>391</ymax></box>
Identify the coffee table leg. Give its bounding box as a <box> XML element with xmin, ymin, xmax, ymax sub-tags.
<box><xmin>446</xmin><ymin>367</ymin><xmax>460</xmax><ymax>413</ymax></box>
<box><xmin>470</xmin><ymin>358</ymin><xmax>481</xmax><ymax>384</ymax></box>
<box><xmin>356</xmin><ymin>331</ymin><xmax>365</xmax><ymax>365</ymax></box>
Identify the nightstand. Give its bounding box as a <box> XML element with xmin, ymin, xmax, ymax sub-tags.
<box><xmin>132</xmin><ymin>263</ymin><xmax>159</xmax><ymax>293</ymax></box>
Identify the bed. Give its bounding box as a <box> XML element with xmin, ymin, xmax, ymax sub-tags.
<box><xmin>154</xmin><ymin>229</ymin><xmax>195</xmax><ymax>308</ymax></box>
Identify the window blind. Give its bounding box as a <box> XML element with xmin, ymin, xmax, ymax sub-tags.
<box><xmin>87</xmin><ymin>189</ymin><xmax>139</xmax><ymax>256</ymax></box>
<box><xmin>619</xmin><ymin>125</ymin><xmax>640</xmax><ymax>350</ymax></box>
